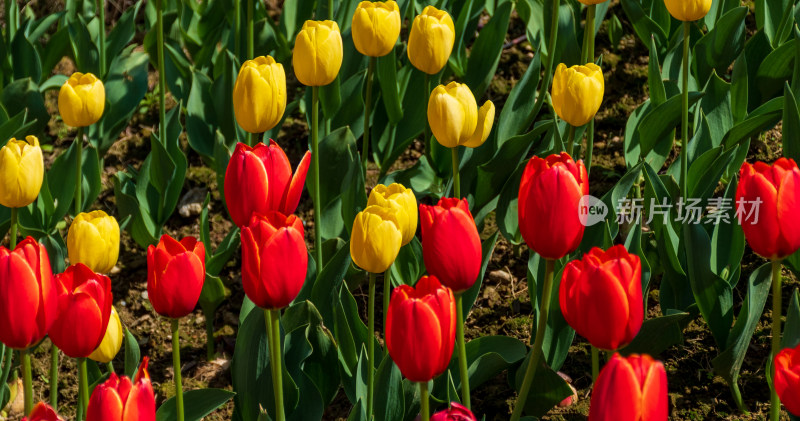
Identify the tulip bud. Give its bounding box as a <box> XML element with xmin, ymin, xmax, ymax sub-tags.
<box><xmin>67</xmin><ymin>210</ymin><xmax>120</xmax><ymax>274</ymax></box>
<box><xmin>225</xmin><ymin>141</ymin><xmax>311</xmax><ymax>227</ymax></box>
<box><xmin>518</xmin><ymin>153</ymin><xmax>588</xmax><ymax>260</ymax></box>
<box><xmin>430</xmin><ymin>402</ymin><xmax>477</xmax><ymax>421</ymax></box>
<box><xmin>350</xmin><ymin>205</ymin><xmax>403</xmax><ymax>274</ymax></box>
<box><xmin>147</xmin><ymin>235</ymin><xmax>206</xmax><ymax>319</ymax></box>
<box><xmin>367</xmin><ymin>183</ymin><xmax>418</xmax><ymax>245</ymax></box>
<box><xmin>560</xmin><ymin>245</ymin><xmax>643</xmax><ymax>351</ymax></box>
<box><xmin>0</xmin><ymin>237</ymin><xmax>56</xmax><ymax>350</ymax></box>
<box><xmin>241</xmin><ymin>212</ymin><xmax>308</xmax><ymax>310</ymax></box>
<box><xmin>428</xmin><ymin>82</ymin><xmax>494</xmax><ymax>149</ymax></box>
<box><xmin>233</xmin><ymin>56</ymin><xmax>287</xmax><ymax>133</ymax></box>
<box><xmin>58</xmin><ymin>72</ymin><xmax>105</xmax><ymax>127</ymax></box>
<box><xmin>775</xmin><ymin>344</ymin><xmax>800</xmax><ymax>416</ymax></box>
<box><xmin>420</xmin><ymin>198</ymin><xmax>481</xmax><ymax>293</ymax></box>
<box><xmin>386</xmin><ymin>276</ymin><xmax>456</xmax><ymax>382</ymax></box>
<box><xmin>664</xmin><ymin>0</ymin><xmax>712</xmax><ymax>21</ymax></box>
<box><xmin>293</xmin><ymin>20</ymin><xmax>343</xmax><ymax>86</ymax></box>
<box><xmin>735</xmin><ymin>158</ymin><xmax>800</xmax><ymax>260</ymax></box>
<box><xmin>89</xmin><ymin>307</ymin><xmax>124</xmax><ymax>363</ymax></box>
<box><xmin>408</xmin><ymin>6</ymin><xmax>455</xmax><ymax>75</ymax></box>
<box><xmin>0</xmin><ymin>136</ymin><xmax>44</xmax><ymax>208</ymax></box>
<box><xmin>589</xmin><ymin>353</ymin><xmax>668</xmax><ymax>421</ymax></box>
<box><xmin>22</xmin><ymin>402</ymin><xmax>64</xmax><ymax>421</ymax></box>
<box><xmin>87</xmin><ymin>357</ymin><xmax>156</xmax><ymax>421</ymax></box>
<box><xmin>352</xmin><ymin>1</ymin><xmax>401</xmax><ymax>57</ymax></box>
<box><xmin>552</xmin><ymin>63</ymin><xmax>604</xmax><ymax>127</ymax></box>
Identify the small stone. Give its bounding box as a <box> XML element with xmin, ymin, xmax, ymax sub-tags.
<box><xmin>488</xmin><ymin>269</ymin><xmax>512</xmax><ymax>283</ymax></box>
<box><xmin>482</xmin><ymin>286</ymin><xmax>502</xmax><ymax>307</ymax></box>
<box><xmin>178</xmin><ymin>187</ymin><xmax>207</xmax><ymax>218</ymax></box>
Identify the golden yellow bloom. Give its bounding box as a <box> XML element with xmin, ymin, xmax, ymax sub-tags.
<box><xmin>89</xmin><ymin>307</ymin><xmax>123</xmax><ymax>363</ymax></box>
<box><xmin>58</xmin><ymin>72</ymin><xmax>105</xmax><ymax>127</ymax></box>
<box><xmin>352</xmin><ymin>1</ymin><xmax>401</xmax><ymax>57</ymax></box>
<box><xmin>367</xmin><ymin>183</ymin><xmax>417</xmax><ymax>245</ymax></box>
<box><xmin>350</xmin><ymin>205</ymin><xmax>402</xmax><ymax>273</ymax></box>
<box><xmin>408</xmin><ymin>6</ymin><xmax>455</xmax><ymax>75</ymax></box>
<box><xmin>552</xmin><ymin>63</ymin><xmax>604</xmax><ymax>127</ymax></box>
<box><xmin>428</xmin><ymin>82</ymin><xmax>495</xmax><ymax>149</ymax></box>
<box><xmin>68</xmin><ymin>210</ymin><xmax>120</xmax><ymax>274</ymax></box>
<box><xmin>0</xmin><ymin>136</ymin><xmax>43</xmax><ymax>208</ymax></box>
<box><xmin>233</xmin><ymin>56</ymin><xmax>287</xmax><ymax>133</ymax></box>
<box><xmin>664</xmin><ymin>0</ymin><xmax>712</xmax><ymax>21</ymax></box>
<box><xmin>293</xmin><ymin>20</ymin><xmax>343</xmax><ymax>86</ymax></box>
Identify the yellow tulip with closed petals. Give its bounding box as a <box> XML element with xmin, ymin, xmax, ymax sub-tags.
<box><xmin>552</xmin><ymin>63</ymin><xmax>604</xmax><ymax>127</ymax></box>
<box><xmin>0</xmin><ymin>136</ymin><xmax>43</xmax><ymax>208</ymax></box>
<box><xmin>293</xmin><ymin>20</ymin><xmax>343</xmax><ymax>86</ymax></box>
<box><xmin>428</xmin><ymin>82</ymin><xmax>478</xmax><ymax>148</ymax></box>
<box><xmin>89</xmin><ymin>307</ymin><xmax>123</xmax><ymax>363</ymax></box>
<box><xmin>463</xmin><ymin>100</ymin><xmax>496</xmax><ymax>148</ymax></box>
<box><xmin>67</xmin><ymin>210</ymin><xmax>120</xmax><ymax>274</ymax></box>
<box><xmin>367</xmin><ymin>184</ymin><xmax>417</xmax><ymax>245</ymax></box>
<box><xmin>350</xmin><ymin>206</ymin><xmax>402</xmax><ymax>273</ymax></box>
<box><xmin>233</xmin><ymin>56</ymin><xmax>287</xmax><ymax>133</ymax></box>
<box><xmin>408</xmin><ymin>6</ymin><xmax>455</xmax><ymax>75</ymax></box>
<box><xmin>664</xmin><ymin>0</ymin><xmax>712</xmax><ymax>21</ymax></box>
<box><xmin>352</xmin><ymin>1</ymin><xmax>401</xmax><ymax>57</ymax></box>
<box><xmin>58</xmin><ymin>72</ymin><xmax>105</xmax><ymax>127</ymax></box>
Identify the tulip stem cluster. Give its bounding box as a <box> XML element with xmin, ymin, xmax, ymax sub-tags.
<box><xmin>770</xmin><ymin>260</ymin><xmax>783</xmax><ymax>421</ymax></box>
<box><xmin>156</xmin><ymin>0</ymin><xmax>167</xmax><ymax>144</ymax></box>
<box><xmin>22</xmin><ymin>350</ymin><xmax>33</xmax><ymax>416</ymax></box>
<box><xmin>311</xmin><ymin>86</ymin><xmax>323</xmax><ymax>275</ymax></box>
<box><xmin>363</xmin><ymin>57</ymin><xmax>376</xmax><ymax>176</ymax></box>
<box><xmin>171</xmin><ymin>319</ymin><xmax>185</xmax><ymax>421</ymax></box>
<box><xmin>367</xmin><ymin>272</ymin><xmax>377</xmax><ymax>417</ymax></box>
<box><xmin>454</xmin><ymin>295</ymin><xmax>470</xmax><ymax>408</ymax></box>
<box><xmin>680</xmin><ymin>21</ymin><xmax>690</xmax><ymax>195</ymax></box>
<box><xmin>265</xmin><ymin>310</ymin><xmax>286</xmax><ymax>421</ymax></box>
<box><xmin>451</xmin><ymin>148</ymin><xmax>461</xmax><ymax>198</ymax></box>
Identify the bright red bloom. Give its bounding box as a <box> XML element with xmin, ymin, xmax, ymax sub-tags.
<box><xmin>386</xmin><ymin>276</ymin><xmax>456</xmax><ymax>382</ymax></box>
<box><xmin>224</xmin><ymin>140</ymin><xmax>311</xmax><ymax>227</ymax></box>
<box><xmin>241</xmin><ymin>211</ymin><xmax>308</xmax><ymax>310</ymax></box>
<box><xmin>0</xmin><ymin>237</ymin><xmax>56</xmax><ymax>350</ymax></box>
<box><xmin>559</xmin><ymin>245</ymin><xmax>643</xmax><ymax>351</ymax></box>
<box><xmin>419</xmin><ymin>198</ymin><xmax>481</xmax><ymax>293</ymax></box>
<box><xmin>87</xmin><ymin>357</ymin><xmax>156</xmax><ymax>421</ymax></box>
<box><xmin>736</xmin><ymin>158</ymin><xmax>800</xmax><ymax>260</ymax></box>
<box><xmin>22</xmin><ymin>402</ymin><xmax>64</xmax><ymax>421</ymax></box>
<box><xmin>147</xmin><ymin>235</ymin><xmax>205</xmax><ymax>319</ymax></box>
<box><xmin>589</xmin><ymin>353</ymin><xmax>668</xmax><ymax>421</ymax></box>
<box><xmin>775</xmin><ymin>344</ymin><xmax>800</xmax><ymax>416</ymax></box>
<box><xmin>518</xmin><ymin>152</ymin><xmax>588</xmax><ymax>260</ymax></box>
<box><xmin>430</xmin><ymin>402</ymin><xmax>476</xmax><ymax>421</ymax></box>
<box><xmin>50</xmin><ymin>263</ymin><xmax>112</xmax><ymax>358</ymax></box>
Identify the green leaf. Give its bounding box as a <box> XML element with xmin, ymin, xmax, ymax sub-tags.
<box><xmin>496</xmin><ymin>51</ymin><xmax>542</xmax><ymax>144</ymax></box>
<box><xmin>373</xmin><ymin>355</ymin><xmax>404</xmax><ymax>421</ymax></box>
<box><xmin>638</xmin><ymin>92</ymin><xmax>704</xmax><ymax>155</ymax></box>
<box><xmin>390</xmin><ymin>238</ymin><xmax>424</xmax><ymax>286</ymax></box>
<box><xmin>11</xmin><ymin>27</ymin><xmax>42</xmax><ymax>84</ymax></box>
<box><xmin>783</xmin><ymin>289</ymin><xmax>800</xmax><ymax>349</ymax></box>
<box><xmin>756</xmin><ymin>38</ymin><xmax>794</xmax><ymax>102</ymax></box>
<box><xmin>731</xmin><ymin>53</ymin><xmax>748</xmax><ymax>124</ymax></box>
<box><xmin>619</xmin><ymin>0</ymin><xmax>667</xmax><ymax>53</ymax></box>
<box><xmin>648</xmin><ymin>36</ymin><xmax>666</xmax><ymax>106</ymax></box>
<box><xmin>784</xmin><ymin>82</ymin><xmax>800</xmax><ymax>161</ymax></box>
<box><xmin>156</xmin><ymin>389</ymin><xmax>235</xmax><ymax>421</ymax></box>
<box><xmin>461</xmin><ymin>231</ymin><xmax>499</xmax><ymax>319</ymax></box>
<box><xmin>198</xmin><ymin>274</ymin><xmax>227</xmax><ymax>318</ymax></box>
<box><xmin>0</xmin><ymin>78</ymin><xmax>48</xmax><ymax>136</ymax></box>
<box><xmin>619</xmin><ymin>312</ymin><xmax>690</xmax><ymax>356</ymax></box>
<box><xmin>465</xmin><ymin>2</ymin><xmax>512</xmax><ymax>98</ymax></box>
<box><xmin>722</xmin><ymin>96</ymin><xmax>783</xmax><ymax>148</ymax></box>
<box><xmin>123</xmin><ymin>328</ymin><xmax>141</xmax><ymax>378</ymax></box>
<box><xmin>376</xmin><ymin>49</ymin><xmax>403</xmax><ymax>124</ymax></box>
<box><xmin>186</xmin><ymin>70</ymin><xmax>217</xmax><ymax>159</ymax></box>
<box><xmin>104</xmin><ymin>1</ymin><xmax>141</xmax><ymax>76</ymax></box>
<box><xmin>692</xmin><ymin>7</ymin><xmax>747</xmax><ymax>85</ymax></box>
<box><xmin>310</xmin><ymin>241</ymin><xmax>354</xmax><ymax>327</ymax></box>
<box><xmin>608</xmin><ymin>13</ymin><xmax>623</xmax><ymax>50</ymax></box>
<box><xmin>513</xmin><ymin>351</ymin><xmax>572</xmax><ymax>418</ymax></box>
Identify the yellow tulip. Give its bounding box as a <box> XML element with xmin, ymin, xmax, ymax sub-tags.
<box><xmin>58</xmin><ymin>72</ymin><xmax>105</xmax><ymax>127</ymax></box>
<box><xmin>89</xmin><ymin>307</ymin><xmax>123</xmax><ymax>363</ymax></box>
<box><xmin>408</xmin><ymin>6</ymin><xmax>455</xmax><ymax>75</ymax></box>
<box><xmin>367</xmin><ymin>183</ymin><xmax>417</xmax><ymax>245</ymax></box>
<box><xmin>293</xmin><ymin>20</ymin><xmax>343</xmax><ymax>87</ymax></box>
<box><xmin>233</xmin><ymin>56</ymin><xmax>287</xmax><ymax>133</ymax></box>
<box><xmin>427</xmin><ymin>82</ymin><xmax>494</xmax><ymax>149</ymax></box>
<box><xmin>664</xmin><ymin>0</ymin><xmax>712</xmax><ymax>21</ymax></box>
<box><xmin>0</xmin><ymin>136</ymin><xmax>43</xmax><ymax>208</ymax></box>
<box><xmin>552</xmin><ymin>63</ymin><xmax>604</xmax><ymax>127</ymax></box>
<box><xmin>352</xmin><ymin>1</ymin><xmax>401</xmax><ymax>57</ymax></box>
<box><xmin>350</xmin><ymin>205</ymin><xmax>402</xmax><ymax>273</ymax></box>
<box><xmin>68</xmin><ymin>210</ymin><xmax>120</xmax><ymax>274</ymax></box>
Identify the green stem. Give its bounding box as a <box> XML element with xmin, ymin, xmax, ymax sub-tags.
<box><xmin>270</xmin><ymin>310</ymin><xmax>285</xmax><ymax>421</ymax></box>
<box><xmin>771</xmin><ymin>260</ymin><xmax>783</xmax><ymax>421</ymax></box>
<box><xmin>328</xmin><ymin>0</ymin><xmax>334</xmax><ymax>18</ymax></box>
<box><xmin>591</xmin><ymin>345</ymin><xmax>599</xmax><ymax>381</ymax></box>
<box><xmin>582</xmin><ymin>5</ymin><xmax>596</xmax><ymax>175</ymax></box>
<box><xmin>383</xmin><ymin>269</ymin><xmax>391</xmax><ymax>357</ymax></box>
<box><xmin>564</xmin><ymin>125</ymin><xmax>576</xmax><ymax>157</ymax></box>
<box><xmin>451</xmin><ymin>147</ymin><xmax>461</xmax><ymax>199</ymax></box>
<box><xmin>9</xmin><ymin>207</ymin><xmax>17</xmax><ymax>249</ymax></box>
<box><xmin>97</xmin><ymin>0</ymin><xmax>106</xmax><ymax>76</ymax></box>
<box><xmin>681</xmin><ymin>21</ymin><xmax>690</xmax><ymax>196</ymax></box>
<box><xmin>0</xmin><ymin>347</ymin><xmax>12</xmax><ymax>409</ymax></box>
<box><xmin>22</xmin><ymin>351</ymin><xmax>32</xmax><ymax>416</ymax></box>
<box><xmin>4</xmin><ymin>0</ymin><xmax>18</xmax><ymax>46</ymax></box>
<box><xmin>247</xmin><ymin>0</ymin><xmax>254</xmax><ymax>58</ymax></box>
<box><xmin>106</xmin><ymin>362</ymin><xmax>114</xmax><ymax>374</ymax></box>
<box><xmin>264</xmin><ymin>310</ymin><xmax>277</xmax><ymax>397</ymax></box>
<box><xmin>455</xmin><ymin>294</ymin><xmax>471</xmax><ymax>409</ymax></box>
<box><xmin>419</xmin><ymin>381</ymin><xmax>430</xmax><ymax>421</ymax></box>
<box><xmin>423</xmin><ymin>73</ymin><xmax>432</xmax><ymax>162</ymax></box>
<box><xmin>205</xmin><ymin>315</ymin><xmax>215</xmax><ymax>361</ymax></box>
<box><xmin>730</xmin><ymin>380</ymin><xmax>748</xmax><ymax>413</ymax></box>
<box><xmin>367</xmin><ymin>272</ymin><xmax>376</xmax><ymax>418</ymax></box>
<box><xmin>171</xmin><ymin>319</ymin><xmax>185</xmax><ymax>421</ymax></box>
<box><xmin>156</xmin><ymin>0</ymin><xmax>167</xmax><ymax>144</ymax></box>
<box><xmin>311</xmin><ymin>87</ymin><xmax>323</xmax><ymax>274</ymax></box>
<box><xmin>510</xmin><ymin>259</ymin><xmax>556</xmax><ymax>421</ymax></box>
<box><xmin>526</xmin><ymin>0</ymin><xmax>560</xmax><ymax>126</ymax></box>
<box><xmin>234</xmin><ymin>0</ymin><xmax>241</xmax><ymax>60</ymax></box>
<box><xmin>362</xmin><ymin>57</ymin><xmax>376</xmax><ymax>177</ymax></box>
<box><xmin>50</xmin><ymin>345</ymin><xmax>59</xmax><ymax>410</ymax></box>
<box><xmin>78</xmin><ymin>358</ymin><xmax>88</xmax><ymax>420</ymax></box>
<box><xmin>74</xmin><ymin>128</ymin><xmax>83</xmax><ymax>215</ymax></box>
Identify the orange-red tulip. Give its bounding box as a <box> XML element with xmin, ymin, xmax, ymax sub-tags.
<box><xmin>386</xmin><ymin>276</ymin><xmax>456</xmax><ymax>382</ymax></box>
<box><xmin>22</xmin><ymin>402</ymin><xmax>64</xmax><ymax>421</ymax></box>
<box><xmin>559</xmin><ymin>245</ymin><xmax>643</xmax><ymax>351</ymax></box>
<box><xmin>50</xmin><ymin>263</ymin><xmax>112</xmax><ymax>358</ymax></box>
<box><xmin>589</xmin><ymin>353</ymin><xmax>668</xmax><ymax>421</ymax></box>
<box><xmin>775</xmin><ymin>344</ymin><xmax>800</xmax><ymax>416</ymax></box>
<box><xmin>419</xmin><ymin>198</ymin><xmax>481</xmax><ymax>293</ymax></box>
<box><xmin>87</xmin><ymin>357</ymin><xmax>156</xmax><ymax>421</ymax></box>
<box><xmin>518</xmin><ymin>152</ymin><xmax>588</xmax><ymax>260</ymax></box>
<box><xmin>0</xmin><ymin>237</ymin><xmax>57</xmax><ymax>350</ymax></box>
<box><xmin>224</xmin><ymin>141</ymin><xmax>311</xmax><ymax>227</ymax></box>
<box><xmin>241</xmin><ymin>211</ymin><xmax>308</xmax><ymax>310</ymax></box>
<box><xmin>735</xmin><ymin>158</ymin><xmax>800</xmax><ymax>260</ymax></box>
<box><xmin>147</xmin><ymin>235</ymin><xmax>206</xmax><ymax>319</ymax></box>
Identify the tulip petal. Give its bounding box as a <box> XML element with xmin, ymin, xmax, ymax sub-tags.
<box><xmin>257</xmin><ymin>227</ymin><xmax>308</xmax><ymax>309</ymax></box>
<box><xmin>281</xmin><ymin>150</ymin><xmax>311</xmax><ymax>215</ymax></box>
<box><xmin>589</xmin><ymin>355</ymin><xmax>642</xmax><ymax>421</ymax></box>
<box><xmin>86</xmin><ymin>381</ymin><xmax>124</xmax><ymax>421</ymax></box>
<box><xmin>0</xmin><ymin>252</ymin><xmax>41</xmax><ymax>349</ymax></box>
<box><xmin>778</xmin><ymin>166</ymin><xmax>800</xmax><ymax>257</ymax></box>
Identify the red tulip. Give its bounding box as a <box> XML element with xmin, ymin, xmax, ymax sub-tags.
<box><xmin>518</xmin><ymin>152</ymin><xmax>588</xmax><ymax>260</ymax></box>
<box><xmin>559</xmin><ymin>245</ymin><xmax>643</xmax><ymax>351</ymax></box>
<box><xmin>736</xmin><ymin>158</ymin><xmax>800</xmax><ymax>260</ymax></box>
<box><xmin>589</xmin><ymin>353</ymin><xmax>668</xmax><ymax>421</ymax></box>
<box><xmin>430</xmin><ymin>402</ymin><xmax>476</xmax><ymax>421</ymax></box>
<box><xmin>775</xmin><ymin>343</ymin><xmax>800</xmax><ymax>416</ymax></box>
<box><xmin>0</xmin><ymin>237</ymin><xmax>56</xmax><ymax>350</ymax></box>
<box><xmin>419</xmin><ymin>198</ymin><xmax>481</xmax><ymax>293</ymax></box>
<box><xmin>87</xmin><ymin>357</ymin><xmax>156</xmax><ymax>421</ymax></box>
<box><xmin>386</xmin><ymin>276</ymin><xmax>456</xmax><ymax>382</ymax></box>
<box><xmin>224</xmin><ymin>140</ymin><xmax>311</xmax><ymax>227</ymax></box>
<box><xmin>147</xmin><ymin>235</ymin><xmax>206</xmax><ymax>319</ymax></box>
<box><xmin>22</xmin><ymin>402</ymin><xmax>64</xmax><ymax>421</ymax></box>
<box><xmin>241</xmin><ymin>211</ymin><xmax>308</xmax><ymax>310</ymax></box>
